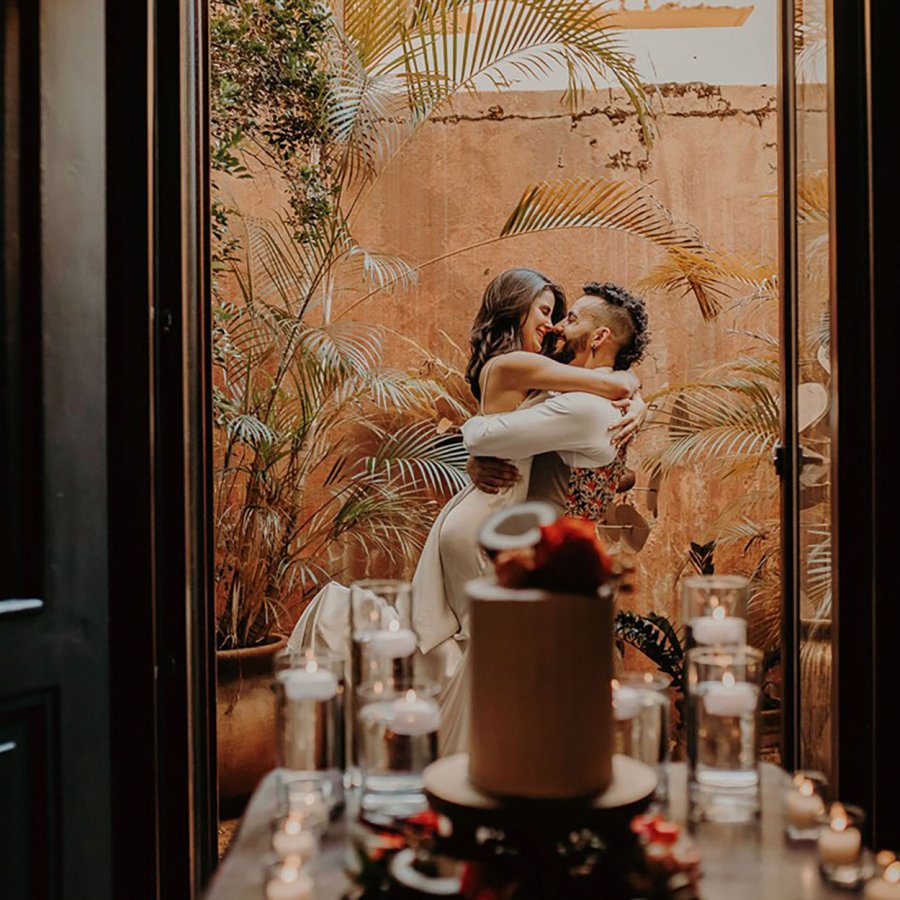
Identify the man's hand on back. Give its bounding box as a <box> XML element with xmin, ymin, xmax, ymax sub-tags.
<box><xmin>609</xmin><ymin>393</ymin><xmax>648</xmax><ymax>449</ymax></box>
<box><xmin>466</xmin><ymin>455</ymin><xmax>520</xmax><ymax>494</ymax></box>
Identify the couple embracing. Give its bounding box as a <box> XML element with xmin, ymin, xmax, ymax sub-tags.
<box><xmin>290</xmin><ymin>267</ymin><xmax>651</xmax><ymax>755</ymax></box>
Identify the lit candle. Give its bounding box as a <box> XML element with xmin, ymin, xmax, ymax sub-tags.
<box><xmin>265</xmin><ymin>860</ymin><xmax>313</xmax><ymax>900</ymax></box>
<box><xmin>366</xmin><ymin>619</ymin><xmax>417</xmax><ymax>659</ymax></box>
<box><xmin>691</xmin><ymin>606</ymin><xmax>747</xmax><ymax>645</ymax></box>
<box><xmin>701</xmin><ymin>672</ymin><xmax>758</xmax><ymax>716</ymax></box>
<box><xmin>281</xmin><ymin>661</ymin><xmax>338</xmax><ymax>702</ymax></box>
<box><xmin>786</xmin><ymin>778</ymin><xmax>826</xmax><ymax>829</ymax></box>
<box><xmin>865</xmin><ymin>862</ymin><xmax>900</xmax><ymax>899</ymax></box>
<box><xmin>272</xmin><ymin>816</ymin><xmax>318</xmax><ymax>861</ymax></box>
<box><xmin>818</xmin><ymin>803</ymin><xmax>862</xmax><ymax>867</ymax></box>
<box><xmin>387</xmin><ymin>689</ymin><xmax>441</xmax><ymax>736</ymax></box>
<box><xmin>612</xmin><ymin>681</ymin><xmax>643</xmax><ymax>721</ymax></box>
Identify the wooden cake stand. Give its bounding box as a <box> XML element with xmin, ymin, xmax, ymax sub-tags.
<box><xmin>424</xmin><ymin>753</ymin><xmax>657</xmax><ymax>842</ymax></box>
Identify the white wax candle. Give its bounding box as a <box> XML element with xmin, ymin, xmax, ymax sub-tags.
<box><xmin>785</xmin><ymin>781</ymin><xmax>825</xmax><ymax>828</ymax></box>
<box><xmin>366</xmin><ymin>626</ymin><xmax>417</xmax><ymax>659</ymax></box>
<box><xmin>691</xmin><ymin>612</ymin><xmax>746</xmax><ymax>646</ymax></box>
<box><xmin>701</xmin><ymin>675</ymin><xmax>758</xmax><ymax>716</ymax></box>
<box><xmin>818</xmin><ymin>805</ymin><xmax>862</xmax><ymax>866</ymax></box>
<box><xmin>613</xmin><ymin>685</ymin><xmax>643</xmax><ymax>721</ymax></box>
<box><xmin>387</xmin><ymin>690</ymin><xmax>441</xmax><ymax>736</ymax></box>
<box><xmin>272</xmin><ymin>819</ymin><xmax>318</xmax><ymax>861</ymax></box>
<box><xmin>865</xmin><ymin>863</ymin><xmax>900</xmax><ymax>899</ymax></box>
<box><xmin>281</xmin><ymin>665</ymin><xmax>338</xmax><ymax>702</ymax></box>
<box><xmin>265</xmin><ymin>865</ymin><xmax>313</xmax><ymax>900</ymax></box>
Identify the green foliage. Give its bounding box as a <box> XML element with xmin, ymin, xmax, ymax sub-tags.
<box><xmin>615</xmin><ymin>610</ymin><xmax>685</xmax><ymax>701</ymax></box>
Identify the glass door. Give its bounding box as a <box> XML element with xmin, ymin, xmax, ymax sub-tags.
<box><xmin>780</xmin><ymin>0</ymin><xmax>833</xmax><ymax>779</ymax></box>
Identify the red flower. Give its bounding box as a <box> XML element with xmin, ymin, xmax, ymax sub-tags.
<box><xmin>529</xmin><ymin>517</ymin><xmax>613</xmax><ymax>594</ymax></box>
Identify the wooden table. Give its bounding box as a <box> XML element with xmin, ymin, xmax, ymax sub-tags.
<box><xmin>205</xmin><ymin>763</ymin><xmax>851</xmax><ymax>899</ymax></box>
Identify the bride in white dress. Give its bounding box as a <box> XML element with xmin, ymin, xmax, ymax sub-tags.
<box><xmin>289</xmin><ymin>268</ymin><xmax>639</xmax><ymax>753</ymax></box>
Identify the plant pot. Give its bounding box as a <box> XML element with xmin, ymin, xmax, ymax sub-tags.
<box><xmin>216</xmin><ymin>637</ymin><xmax>286</xmax><ymax>811</ymax></box>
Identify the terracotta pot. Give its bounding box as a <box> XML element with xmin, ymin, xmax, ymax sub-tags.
<box><xmin>216</xmin><ymin>637</ymin><xmax>287</xmax><ymax>806</ymax></box>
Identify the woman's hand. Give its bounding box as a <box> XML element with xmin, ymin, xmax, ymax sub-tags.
<box><xmin>609</xmin><ymin>393</ymin><xmax>648</xmax><ymax>448</ymax></box>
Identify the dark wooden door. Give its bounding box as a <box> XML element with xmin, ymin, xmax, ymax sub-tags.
<box><xmin>1</xmin><ymin>0</ymin><xmax>113</xmax><ymax>897</ymax></box>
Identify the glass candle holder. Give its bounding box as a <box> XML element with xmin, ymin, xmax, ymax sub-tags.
<box><xmin>274</xmin><ymin>650</ymin><xmax>345</xmax><ymax>815</ymax></box>
<box><xmin>865</xmin><ymin>858</ymin><xmax>900</xmax><ymax>899</ymax></box>
<box><xmin>683</xmin><ymin>575</ymin><xmax>749</xmax><ymax>648</ymax></box>
<box><xmin>350</xmin><ymin>579</ymin><xmax>416</xmax><ymax>685</ymax></box>
<box><xmin>818</xmin><ymin>803</ymin><xmax>870</xmax><ymax>889</ymax></box>
<box><xmin>270</xmin><ymin>813</ymin><xmax>320</xmax><ymax>864</ymax></box>
<box><xmin>264</xmin><ymin>856</ymin><xmax>314</xmax><ymax>900</ymax></box>
<box><xmin>275</xmin><ymin>772</ymin><xmax>329</xmax><ymax>831</ymax></box>
<box><xmin>356</xmin><ymin>679</ymin><xmax>440</xmax><ymax>826</ymax></box>
<box><xmin>784</xmin><ymin>770</ymin><xmax>828</xmax><ymax>841</ymax></box>
<box><xmin>687</xmin><ymin>645</ymin><xmax>762</xmax><ymax>823</ymax></box>
<box><xmin>612</xmin><ymin>674</ymin><xmax>671</xmax><ymax>803</ymax></box>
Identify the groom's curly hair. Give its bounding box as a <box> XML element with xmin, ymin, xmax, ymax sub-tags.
<box><xmin>582</xmin><ymin>281</ymin><xmax>650</xmax><ymax>371</ymax></box>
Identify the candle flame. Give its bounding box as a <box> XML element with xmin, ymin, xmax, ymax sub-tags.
<box><xmin>712</xmin><ymin>606</ymin><xmax>726</xmax><ymax>621</ymax></box>
<box><xmin>611</xmin><ymin>678</ymin><xmax>620</xmax><ymax>691</ymax></box>
<box><xmin>643</xmin><ymin>672</ymin><xmax>653</xmax><ymax>684</ymax></box>
<box><xmin>373</xmin><ymin>680</ymin><xmax>384</xmax><ymax>695</ymax></box>
<box><xmin>722</xmin><ymin>671</ymin><xmax>736</xmax><ymax>688</ymax></box>
<box><xmin>830</xmin><ymin>803</ymin><xmax>848</xmax><ymax>832</ymax></box>
<box><xmin>305</xmin><ymin>660</ymin><xmax>318</xmax><ymax>674</ymax></box>
<box><xmin>710</xmin><ymin>594</ymin><xmax>720</xmax><ymax>609</ymax></box>
<box><xmin>285</xmin><ymin>816</ymin><xmax>302</xmax><ymax>834</ymax></box>
<box><xmin>281</xmin><ymin>863</ymin><xmax>300</xmax><ymax>883</ymax></box>
<box><xmin>877</xmin><ymin>850</ymin><xmax>897</xmax><ymax>868</ymax></box>
<box><xmin>388</xmin><ymin>618</ymin><xmax>400</xmax><ymax>632</ymax></box>
<box><xmin>406</xmin><ymin>688</ymin><xmax>417</xmax><ymax>703</ymax></box>
<box><xmin>799</xmin><ymin>780</ymin><xmax>814</xmax><ymax>798</ymax></box>
<box><xmin>886</xmin><ymin>863</ymin><xmax>900</xmax><ymax>884</ymax></box>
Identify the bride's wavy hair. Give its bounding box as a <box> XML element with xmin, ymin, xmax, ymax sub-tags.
<box><xmin>465</xmin><ymin>268</ymin><xmax>566</xmax><ymax>401</ymax></box>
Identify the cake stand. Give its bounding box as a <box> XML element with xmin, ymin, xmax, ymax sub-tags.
<box><xmin>422</xmin><ymin>754</ymin><xmax>659</xmax><ymax>897</ymax></box>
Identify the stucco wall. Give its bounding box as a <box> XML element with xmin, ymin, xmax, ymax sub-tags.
<box><xmin>218</xmin><ymin>83</ymin><xmax>783</xmax><ymax>635</ymax></box>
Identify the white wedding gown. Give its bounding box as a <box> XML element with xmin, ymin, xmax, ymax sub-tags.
<box><xmin>287</xmin><ymin>388</ymin><xmax>545</xmax><ymax>756</ymax></box>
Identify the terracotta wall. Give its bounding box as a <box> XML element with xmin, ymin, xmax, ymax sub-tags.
<box><xmin>218</xmin><ymin>83</ymin><xmax>784</xmax><ymax>633</ymax></box>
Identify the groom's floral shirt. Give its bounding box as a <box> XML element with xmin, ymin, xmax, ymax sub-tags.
<box><xmin>564</xmin><ymin>448</ymin><xmax>626</xmax><ymax>524</ymax></box>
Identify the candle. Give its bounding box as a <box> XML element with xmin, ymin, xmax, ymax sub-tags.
<box><xmin>282</xmin><ymin>662</ymin><xmax>338</xmax><ymax>702</ymax></box>
<box><xmin>387</xmin><ymin>689</ymin><xmax>441</xmax><ymax>736</ymax></box>
<box><xmin>272</xmin><ymin>817</ymin><xmax>318</xmax><ymax>861</ymax></box>
<box><xmin>612</xmin><ymin>682</ymin><xmax>643</xmax><ymax>721</ymax></box>
<box><xmin>366</xmin><ymin>620</ymin><xmax>417</xmax><ymax>659</ymax></box>
<box><xmin>701</xmin><ymin>672</ymin><xmax>758</xmax><ymax>716</ymax></box>
<box><xmin>265</xmin><ymin>862</ymin><xmax>313</xmax><ymax>900</ymax></box>
<box><xmin>818</xmin><ymin>803</ymin><xmax>862</xmax><ymax>867</ymax></box>
<box><xmin>866</xmin><ymin>862</ymin><xmax>900</xmax><ymax>899</ymax></box>
<box><xmin>691</xmin><ymin>607</ymin><xmax>747</xmax><ymax>645</ymax></box>
<box><xmin>786</xmin><ymin>778</ymin><xmax>826</xmax><ymax>829</ymax></box>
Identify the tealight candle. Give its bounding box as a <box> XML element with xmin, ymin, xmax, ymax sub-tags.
<box><xmin>272</xmin><ymin>816</ymin><xmax>318</xmax><ymax>861</ymax></box>
<box><xmin>691</xmin><ymin>606</ymin><xmax>747</xmax><ymax>646</ymax></box>
<box><xmin>265</xmin><ymin>861</ymin><xmax>313</xmax><ymax>900</ymax></box>
<box><xmin>387</xmin><ymin>689</ymin><xmax>441</xmax><ymax>736</ymax></box>
<box><xmin>701</xmin><ymin>672</ymin><xmax>758</xmax><ymax>716</ymax></box>
<box><xmin>366</xmin><ymin>620</ymin><xmax>417</xmax><ymax>659</ymax></box>
<box><xmin>818</xmin><ymin>803</ymin><xmax>862</xmax><ymax>867</ymax></box>
<box><xmin>612</xmin><ymin>682</ymin><xmax>643</xmax><ymax>721</ymax></box>
<box><xmin>786</xmin><ymin>778</ymin><xmax>826</xmax><ymax>829</ymax></box>
<box><xmin>866</xmin><ymin>862</ymin><xmax>900</xmax><ymax>899</ymax></box>
<box><xmin>281</xmin><ymin>662</ymin><xmax>338</xmax><ymax>702</ymax></box>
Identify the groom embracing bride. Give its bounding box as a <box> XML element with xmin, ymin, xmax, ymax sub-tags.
<box><xmin>290</xmin><ymin>268</ymin><xmax>651</xmax><ymax>754</ymax></box>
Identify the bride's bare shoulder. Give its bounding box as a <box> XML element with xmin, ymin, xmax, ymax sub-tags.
<box><xmin>492</xmin><ymin>351</ymin><xmax>550</xmax><ymax>373</ymax></box>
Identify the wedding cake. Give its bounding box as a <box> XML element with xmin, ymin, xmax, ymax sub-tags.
<box><xmin>465</xmin><ymin>505</ymin><xmax>615</xmax><ymax>800</ymax></box>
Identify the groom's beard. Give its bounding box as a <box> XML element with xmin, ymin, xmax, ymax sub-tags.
<box><xmin>550</xmin><ymin>333</ymin><xmax>589</xmax><ymax>365</ymax></box>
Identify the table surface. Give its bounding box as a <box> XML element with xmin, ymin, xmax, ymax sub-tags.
<box><xmin>205</xmin><ymin>763</ymin><xmax>850</xmax><ymax>900</ymax></box>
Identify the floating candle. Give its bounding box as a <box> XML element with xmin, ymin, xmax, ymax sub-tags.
<box><xmin>272</xmin><ymin>817</ymin><xmax>318</xmax><ymax>861</ymax></box>
<box><xmin>865</xmin><ymin>861</ymin><xmax>900</xmax><ymax>899</ymax></box>
<box><xmin>786</xmin><ymin>778</ymin><xmax>826</xmax><ymax>829</ymax></box>
<box><xmin>265</xmin><ymin>862</ymin><xmax>313</xmax><ymax>900</ymax></box>
<box><xmin>691</xmin><ymin>606</ymin><xmax>747</xmax><ymax>646</ymax></box>
<box><xmin>701</xmin><ymin>672</ymin><xmax>758</xmax><ymax>716</ymax></box>
<box><xmin>818</xmin><ymin>803</ymin><xmax>862</xmax><ymax>867</ymax></box>
<box><xmin>366</xmin><ymin>620</ymin><xmax>417</xmax><ymax>659</ymax></box>
<box><xmin>281</xmin><ymin>662</ymin><xmax>338</xmax><ymax>702</ymax></box>
<box><xmin>387</xmin><ymin>689</ymin><xmax>441</xmax><ymax>736</ymax></box>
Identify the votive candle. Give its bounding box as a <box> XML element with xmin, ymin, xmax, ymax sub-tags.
<box><xmin>865</xmin><ymin>862</ymin><xmax>900</xmax><ymax>899</ymax></box>
<box><xmin>818</xmin><ymin>803</ymin><xmax>862</xmax><ymax>867</ymax></box>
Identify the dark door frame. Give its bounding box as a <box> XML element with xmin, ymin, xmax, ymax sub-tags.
<box><xmin>107</xmin><ymin>0</ymin><xmax>216</xmax><ymax>895</ymax></box>
<box><xmin>780</xmin><ymin>0</ymin><xmax>900</xmax><ymax>846</ymax></box>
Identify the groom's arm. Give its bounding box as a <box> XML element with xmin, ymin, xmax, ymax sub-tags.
<box><xmin>461</xmin><ymin>392</ymin><xmax>617</xmax><ymax>464</ymax></box>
